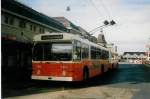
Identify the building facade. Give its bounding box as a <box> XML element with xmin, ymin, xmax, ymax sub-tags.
<box><xmin>122</xmin><ymin>52</ymin><xmax>146</xmax><ymax>64</ymax></box>
<box><xmin>53</xmin><ymin>17</ymin><xmax>82</xmax><ymax>35</ymax></box>
<box><xmin>2</xmin><ymin>0</ymin><xmax>67</xmax><ymax>82</ymax></box>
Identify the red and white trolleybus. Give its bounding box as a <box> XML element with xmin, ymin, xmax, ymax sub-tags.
<box><xmin>32</xmin><ymin>33</ymin><xmax>118</xmax><ymax>81</ymax></box>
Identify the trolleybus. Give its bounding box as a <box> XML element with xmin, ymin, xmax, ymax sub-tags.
<box><xmin>32</xmin><ymin>33</ymin><xmax>118</xmax><ymax>81</ymax></box>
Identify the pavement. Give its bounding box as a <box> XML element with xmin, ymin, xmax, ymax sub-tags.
<box><xmin>5</xmin><ymin>86</ymin><xmax>138</xmax><ymax>99</ymax></box>
<box><xmin>3</xmin><ymin>63</ymin><xmax>150</xmax><ymax>99</ymax></box>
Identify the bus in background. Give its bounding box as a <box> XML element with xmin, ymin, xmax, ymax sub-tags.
<box><xmin>32</xmin><ymin>33</ymin><xmax>118</xmax><ymax>81</ymax></box>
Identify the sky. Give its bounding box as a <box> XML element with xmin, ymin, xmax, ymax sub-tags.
<box><xmin>17</xmin><ymin>0</ymin><xmax>150</xmax><ymax>54</ymax></box>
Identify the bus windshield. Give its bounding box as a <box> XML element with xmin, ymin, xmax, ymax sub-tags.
<box><xmin>33</xmin><ymin>42</ymin><xmax>72</xmax><ymax>61</ymax></box>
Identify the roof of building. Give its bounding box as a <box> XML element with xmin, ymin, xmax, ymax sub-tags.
<box><xmin>77</xmin><ymin>26</ymin><xmax>91</xmax><ymax>36</ymax></box>
<box><xmin>53</xmin><ymin>17</ymin><xmax>80</xmax><ymax>31</ymax></box>
<box><xmin>2</xmin><ymin>0</ymin><xmax>67</xmax><ymax>32</ymax></box>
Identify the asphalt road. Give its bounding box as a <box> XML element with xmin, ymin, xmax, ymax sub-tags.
<box><xmin>3</xmin><ymin>63</ymin><xmax>150</xmax><ymax>99</ymax></box>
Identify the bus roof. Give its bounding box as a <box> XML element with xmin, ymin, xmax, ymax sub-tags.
<box><xmin>33</xmin><ymin>32</ymin><xmax>108</xmax><ymax>51</ymax></box>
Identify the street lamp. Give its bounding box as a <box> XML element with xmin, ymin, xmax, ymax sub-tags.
<box><xmin>104</xmin><ymin>20</ymin><xmax>109</xmax><ymax>25</ymax></box>
<box><xmin>110</xmin><ymin>20</ymin><xmax>116</xmax><ymax>25</ymax></box>
<box><xmin>89</xmin><ymin>20</ymin><xmax>116</xmax><ymax>35</ymax></box>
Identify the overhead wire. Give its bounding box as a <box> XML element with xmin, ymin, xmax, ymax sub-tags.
<box><xmin>89</xmin><ymin>0</ymin><xmax>114</xmax><ymax>21</ymax></box>
<box><xmin>87</xmin><ymin>0</ymin><xmax>104</xmax><ymax>20</ymax></box>
<box><xmin>99</xmin><ymin>0</ymin><xmax>112</xmax><ymax>20</ymax></box>
<box><xmin>87</xmin><ymin>0</ymin><xmax>111</xmax><ymax>34</ymax></box>
<box><xmin>65</xmin><ymin>0</ymin><xmax>115</xmax><ymax>34</ymax></box>
<box><xmin>65</xmin><ymin>0</ymin><xmax>113</xmax><ymax>21</ymax></box>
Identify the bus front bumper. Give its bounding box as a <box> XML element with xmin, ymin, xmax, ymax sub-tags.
<box><xmin>31</xmin><ymin>75</ymin><xmax>73</xmax><ymax>81</ymax></box>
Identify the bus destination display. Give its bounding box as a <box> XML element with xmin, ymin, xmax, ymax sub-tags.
<box><xmin>41</xmin><ymin>35</ymin><xmax>63</xmax><ymax>40</ymax></box>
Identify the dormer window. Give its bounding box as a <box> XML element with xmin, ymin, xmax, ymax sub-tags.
<box><xmin>19</xmin><ymin>20</ymin><xmax>26</xmax><ymax>28</ymax></box>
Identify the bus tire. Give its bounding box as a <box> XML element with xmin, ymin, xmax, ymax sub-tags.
<box><xmin>83</xmin><ymin>67</ymin><xmax>89</xmax><ymax>81</ymax></box>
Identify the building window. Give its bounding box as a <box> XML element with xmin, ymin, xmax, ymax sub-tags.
<box><xmin>19</xmin><ymin>20</ymin><xmax>26</xmax><ymax>28</ymax></box>
<box><xmin>39</xmin><ymin>28</ymin><xmax>41</xmax><ymax>33</ymax></box>
<box><xmin>33</xmin><ymin>26</ymin><xmax>36</xmax><ymax>32</ymax></box>
<box><xmin>30</xmin><ymin>24</ymin><xmax>33</xmax><ymax>30</ymax></box>
<box><xmin>42</xmin><ymin>28</ymin><xmax>45</xmax><ymax>33</ymax></box>
<box><xmin>9</xmin><ymin>17</ymin><xmax>14</xmax><ymax>25</ymax></box>
<box><xmin>4</xmin><ymin>16</ymin><xmax>14</xmax><ymax>25</ymax></box>
<box><xmin>39</xmin><ymin>27</ymin><xmax>45</xmax><ymax>33</ymax></box>
<box><xmin>4</xmin><ymin>16</ymin><xmax>9</xmax><ymax>24</ymax></box>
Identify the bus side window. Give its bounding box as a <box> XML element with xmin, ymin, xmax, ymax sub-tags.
<box><xmin>101</xmin><ymin>50</ymin><xmax>107</xmax><ymax>59</ymax></box>
<box><xmin>101</xmin><ymin>50</ymin><xmax>103</xmax><ymax>59</ymax></box>
<box><xmin>102</xmin><ymin>50</ymin><xmax>109</xmax><ymax>59</ymax></box>
<box><xmin>106</xmin><ymin>51</ymin><xmax>109</xmax><ymax>59</ymax></box>
<box><xmin>91</xmin><ymin>46</ymin><xmax>97</xmax><ymax>59</ymax></box>
<box><xmin>82</xmin><ymin>43</ymin><xmax>89</xmax><ymax>59</ymax></box>
<box><xmin>97</xmin><ymin>48</ymin><xmax>101</xmax><ymax>59</ymax></box>
<box><xmin>73</xmin><ymin>41</ymin><xmax>81</xmax><ymax>61</ymax></box>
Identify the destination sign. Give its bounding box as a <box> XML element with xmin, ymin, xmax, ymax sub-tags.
<box><xmin>41</xmin><ymin>35</ymin><xmax>63</xmax><ymax>40</ymax></box>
